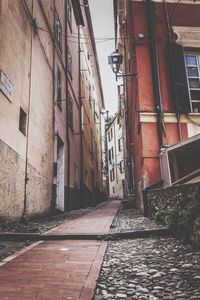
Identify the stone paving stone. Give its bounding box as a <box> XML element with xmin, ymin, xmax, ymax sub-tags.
<box><xmin>94</xmin><ymin>238</ymin><xmax>200</xmax><ymax>300</ymax></box>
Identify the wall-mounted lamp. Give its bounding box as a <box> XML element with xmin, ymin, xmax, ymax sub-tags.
<box><xmin>138</xmin><ymin>33</ymin><xmax>145</xmax><ymax>39</ymax></box>
<box><xmin>108</xmin><ymin>49</ymin><xmax>137</xmax><ymax>81</ymax></box>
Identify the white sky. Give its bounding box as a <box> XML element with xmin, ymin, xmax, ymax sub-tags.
<box><xmin>89</xmin><ymin>0</ymin><xmax>118</xmax><ymax>115</ymax></box>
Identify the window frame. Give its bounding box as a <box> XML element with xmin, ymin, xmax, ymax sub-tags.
<box><xmin>110</xmin><ymin>168</ymin><xmax>115</xmax><ymax>182</ymax></box>
<box><xmin>67</xmin><ymin>46</ymin><xmax>73</xmax><ymax>79</ymax></box>
<box><xmin>55</xmin><ymin>11</ymin><xmax>62</xmax><ymax>50</ymax></box>
<box><xmin>119</xmin><ymin>160</ymin><xmax>124</xmax><ymax>174</ymax></box>
<box><xmin>68</xmin><ymin>94</ymin><xmax>73</xmax><ymax>130</ymax></box>
<box><xmin>56</xmin><ymin>66</ymin><xmax>62</xmax><ymax>107</ymax></box>
<box><xmin>184</xmin><ymin>51</ymin><xmax>200</xmax><ymax>113</ymax></box>
<box><xmin>67</xmin><ymin>0</ymin><xmax>72</xmax><ymax>31</ymax></box>
<box><xmin>19</xmin><ymin>107</ymin><xmax>27</xmax><ymax>135</ymax></box>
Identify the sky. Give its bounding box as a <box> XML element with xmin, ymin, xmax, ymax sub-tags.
<box><xmin>88</xmin><ymin>0</ymin><xmax>118</xmax><ymax>116</ymax></box>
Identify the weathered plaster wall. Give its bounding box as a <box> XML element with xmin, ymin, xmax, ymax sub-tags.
<box><xmin>0</xmin><ymin>0</ymin><xmax>53</xmax><ymax>219</ymax></box>
<box><xmin>0</xmin><ymin>139</ymin><xmax>25</xmax><ymax>220</ymax></box>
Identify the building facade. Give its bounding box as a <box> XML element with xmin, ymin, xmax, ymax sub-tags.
<box><xmin>80</xmin><ymin>1</ymin><xmax>105</xmax><ymax>206</ymax></box>
<box><xmin>106</xmin><ymin>114</ymin><xmax>125</xmax><ymax>199</ymax></box>
<box><xmin>114</xmin><ymin>0</ymin><xmax>200</xmax><ymax>211</ymax></box>
<box><xmin>0</xmin><ymin>0</ymin><xmax>104</xmax><ymax>220</ymax></box>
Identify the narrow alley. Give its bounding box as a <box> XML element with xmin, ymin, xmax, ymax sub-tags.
<box><xmin>1</xmin><ymin>0</ymin><xmax>200</xmax><ymax>299</ymax></box>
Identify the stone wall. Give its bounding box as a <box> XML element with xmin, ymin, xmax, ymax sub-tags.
<box><xmin>26</xmin><ymin>163</ymin><xmax>52</xmax><ymax>217</ymax></box>
<box><xmin>0</xmin><ymin>139</ymin><xmax>25</xmax><ymax>220</ymax></box>
<box><xmin>0</xmin><ymin>139</ymin><xmax>53</xmax><ymax>221</ymax></box>
<box><xmin>146</xmin><ymin>183</ymin><xmax>200</xmax><ymax>246</ymax></box>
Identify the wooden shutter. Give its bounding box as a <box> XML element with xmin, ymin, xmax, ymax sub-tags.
<box><xmin>168</xmin><ymin>42</ymin><xmax>191</xmax><ymax>113</ymax></box>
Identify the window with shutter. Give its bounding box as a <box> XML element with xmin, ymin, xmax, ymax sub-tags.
<box><xmin>185</xmin><ymin>53</ymin><xmax>200</xmax><ymax>113</ymax></box>
<box><xmin>55</xmin><ymin>12</ymin><xmax>62</xmax><ymax>50</ymax></box>
<box><xmin>56</xmin><ymin>67</ymin><xmax>62</xmax><ymax>105</ymax></box>
<box><xmin>68</xmin><ymin>95</ymin><xmax>73</xmax><ymax>130</ymax></box>
<box><xmin>67</xmin><ymin>47</ymin><xmax>72</xmax><ymax>79</ymax></box>
<box><xmin>168</xmin><ymin>42</ymin><xmax>191</xmax><ymax>113</ymax></box>
<box><xmin>67</xmin><ymin>0</ymin><xmax>72</xmax><ymax>30</ymax></box>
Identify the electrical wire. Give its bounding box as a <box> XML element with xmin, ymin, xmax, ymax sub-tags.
<box><xmin>169</xmin><ymin>0</ymin><xmax>181</xmax><ymax>22</ymax></box>
<box><xmin>35</xmin><ymin>25</ymin><xmax>146</xmax><ymax>45</ymax></box>
<box><xmin>185</xmin><ymin>114</ymin><xmax>200</xmax><ymax>127</ymax></box>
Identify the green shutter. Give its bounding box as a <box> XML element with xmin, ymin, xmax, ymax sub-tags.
<box><xmin>168</xmin><ymin>42</ymin><xmax>191</xmax><ymax>113</ymax></box>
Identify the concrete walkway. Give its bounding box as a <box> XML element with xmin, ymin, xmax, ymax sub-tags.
<box><xmin>0</xmin><ymin>201</ymin><xmax>120</xmax><ymax>300</ymax></box>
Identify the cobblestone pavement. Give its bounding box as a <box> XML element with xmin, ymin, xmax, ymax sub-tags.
<box><xmin>110</xmin><ymin>207</ymin><xmax>165</xmax><ymax>233</ymax></box>
<box><xmin>94</xmin><ymin>206</ymin><xmax>200</xmax><ymax>300</ymax></box>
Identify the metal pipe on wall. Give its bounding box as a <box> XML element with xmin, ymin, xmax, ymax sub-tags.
<box><xmin>78</xmin><ymin>25</ymin><xmax>83</xmax><ymax>206</ymax></box>
<box><xmin>65</xmin><ymin>0</ymin><xmax>70</xmax><ymax>212</ymax></box>
<box><xmin>21</xmin><ymin>0</ymin><xmax>34</xmax><ymax>220</ymax></box>
<box><xmin>146</xmin><ymin>0</ymin><xmax>164</xmax><ymax>147</ymax></box>
<box><xmin>163</xmin><ymin>0</ymin><xmax>183</xmax><ymax>141</ymax></box>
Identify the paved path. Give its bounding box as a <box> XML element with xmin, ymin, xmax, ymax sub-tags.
<box><xmin>0</xmin><ymin>201</ymin><xmax>120</xmax><ymax>300</ymax></box>
<box><xmin>44</xmin><ymin>201</ymin><xmax>120</xmax><ymax>236</ymax></box>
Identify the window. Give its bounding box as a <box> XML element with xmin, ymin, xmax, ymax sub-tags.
<box><xmin>88</xmin><ymin>82</ymin><xmax>93</xmax><ymax>108</ymax></box>
<box><xmin>108</xmin><ymin>128</ymin><xmax>113</xmax><ymax>142</ymax></box>
<box><xmin>118</xmin><ymin>117</ymin><xmax>122</xmax><ymax>129</ymax></box>
<box><xmin>111</xmin><ymin>147</ymin><xmax>114</xmax><ymax>159</ymax></box>
<box><xmin>67</xmin><ymin>0</ymin><xmax>72</xmax><ymax>29</ymax></box>
<box><xmin>119</xmin><ymin>160</ymin><xmax>124</xmax><ymax>174</ymax></box>
<box><xmin>67</xmin><ymin>46</ymin><xmax>72</xmax><ymax>78</ymax></box>
<box><xmin>68</xmin><ymin>95</ymin><xmax>73</xmax><ymax>130</ymax></box>
<box><xmin>108</xmin><ymin>147</ymin><xmax>114</xmax><ymax>164</ymax></box>
<box><xmin>55</xmin><ymin>12</ymin><xmax>62</xmax><ymax>50</ymax></box>
<box><xmin>56</xmin><ymin>67</ymin><xmax>62</xmax><ymax>105</ymax></box>
<box><xmin>108</xmin><ymin>149</ymin><xmax>111</xmax><ymax>161</ymax></box>
<box><xmin>110</xmin><ymin>168</ymin><xmax>115</xmax><ymax>182</ymax></box>
<box><xmin>168</xmin><ymin>42</ymin><xmax>191</xmax><ymax>114</ymax></box>
<box><xmin>81</xmin><ymin>105</ymin><xmax>84</xmax><ymax>132</ymax></box>
<box><xmin>185</xmin><ymin>53</ymin><xmax>200</xmax><ymax>113</ymax></box>
<box><xmin>118</xmin><ymin>138</ymin><xmax>122</xmax><ymax>152</ymax></box>
<box><xmin>19</xmin><ymin>108</ymin><xmax>27</xmax><ymax>135</ymax></box>
<box><xmin>110</xmin><ymin>127</ymin><xmax>113</xmax><ymax>140</ymax></box>
<box><xmin>107</xmin><ymin>131</ymin><xmax>110</xmax><ymax>142</ymax></box>
<box><xmin>112</xmin><ymin>187</ymin><xmax>115</xmax><ymax>194</ymax></box>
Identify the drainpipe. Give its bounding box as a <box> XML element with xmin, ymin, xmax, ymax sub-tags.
<box><xmin>52</xmin><ymin>0</ymin><xmax>56</xmax><ymax>210</ymax></box>
<box><xmin>21</xmin><ymin>0</ymin><xmax>34</xmax><ymax>220</ymax></box>
<box><xmin>78</xmin><ymin>25</ymin><xmax>83</xmax><ymax>206</ymax></box>
<box><xmin>146</xmin><ymin>0</ymin><xmax>164</xmax><ymax>147</ymax></box>
<box><xmin>113</xmin><ymin>118</ymin><xmax>118</xmax><ymax>185</ymax></box>
<box><xmin>65</xmin><ymin>0</ymin><xmax>70</xmax><ymax>212</ymax></box>
<box><xmin>164</xmin><ymin>0</ymin><xmax>182</xmax><ymax>141</ymax></box>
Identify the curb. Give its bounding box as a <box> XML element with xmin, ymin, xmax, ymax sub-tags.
<box><xmin>0</xmin><ymin>228</ymin><xmax>169</xmax><ymax>241</ymax></box>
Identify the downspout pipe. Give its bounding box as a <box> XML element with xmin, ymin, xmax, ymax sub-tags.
<box><xmin>65</xmin><ymin>0</ymin><xmax>70</xmax><ymax>212</ymax></box>
<box><xmin>21</xmin><ymin>0</ymin><xmax>34</xmax><ymax>220</ymax></box>
<box><xmin>146</xmin><ymin>0</ymin><xmax>164</xmax><ymax>147</ymax></box>
<box><xmin>164</xmin><ymin>0</ymin><xmax>182</xmax><ymax>141</ymax></box>
<box><xmin>78</xmin><ymin>25</ymin><xmax>83</xmax><ymax>207</ymax></box>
